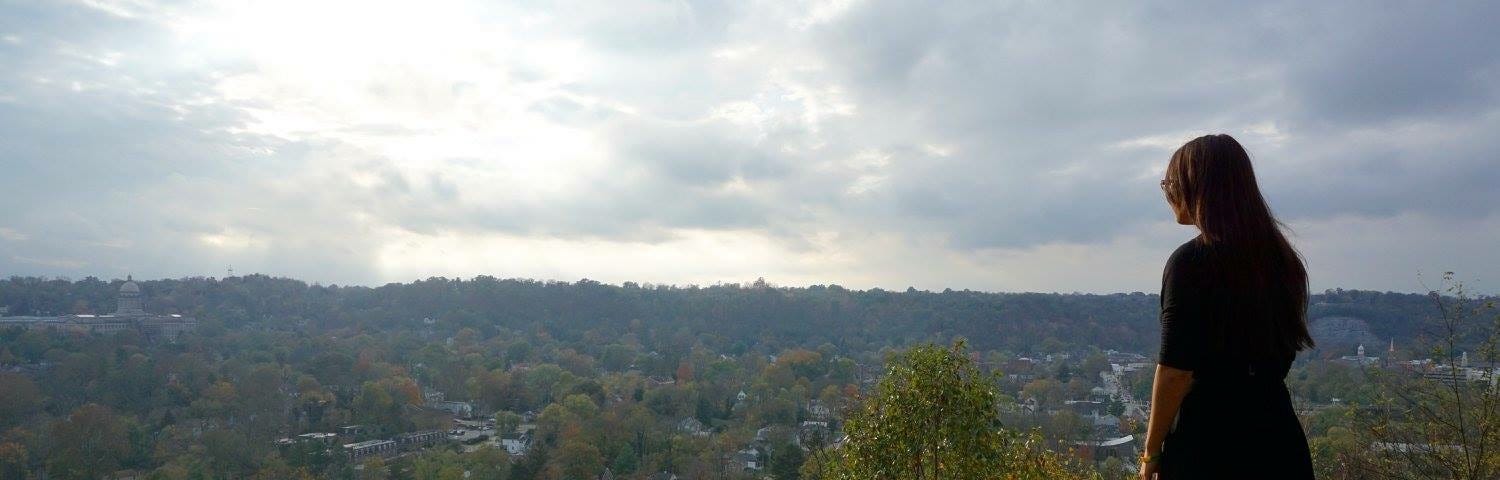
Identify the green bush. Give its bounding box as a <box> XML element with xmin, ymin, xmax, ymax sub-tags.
<box><xmin>809</xmin><ymin>341</ymin><xmax>1099</xmax><ymax>480</ymax></box>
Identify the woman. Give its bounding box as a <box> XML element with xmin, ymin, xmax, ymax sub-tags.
<box><xmin>1138</xmin><ymin>134</ymin><xmax>1315</xmax><ymax>479</ymax></box>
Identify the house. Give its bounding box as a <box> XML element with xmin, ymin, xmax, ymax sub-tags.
<box><xmin>1087</xmin><ymin>412</ymin><xmax>1122</xmax><ymax>436</ymax></box>
<box><xmin>339</xmin><ymin>425</ymin><xmax>366</xmax><ymax>437</ymax></box>
<box><xmin>501</xmin><ymin>438</ymin><xmax>528</xmax><ymax>456</ymax></box>
<box><xmin>648</xmin><ymin>472</ymin><xmax>678</xmax><ymax>480</ymax></box>
<box><xmin>754</xmin><ymin>426</ymin><xmax>774</xmax><ymax>444</ymax></box>
<box><xmin>731</xmin><ymin>448</ymin><xmax>761</xmax><ymax>471</ymax></box>
<box><xmin>1090</xmin><ymin>384</ymin><xmax>1113</xmax><ymax>400</ymax></box>
<box><xmin>733</xmin><ymin>390</ymin><xmax>751</xmax><ymax>411</ymax></box>
<box><xmin>678</xmin><ymin>417</ymin><xmax>710</xmax><ymax>437</ymax></box>
<box><xmin>647</xmin><ymin>376</ymin><xmax>676</xmax><ymax>387</ymax></box>
<box><xmin>806</xmin><ymin>400</ymin><xmax>832</xmax><ymax>421</ymax></box>
<box><xmin>1105</xmin><ymin>350</ymin><xmax>1150</xmax><ymax>364</ymax></box>
<box><xmin>1020</xmin><ymin>397</ymin><xmax>1040</xmax><ymax>414</ymax></box>
<box><xmin>500</xmin><ymin>432</ymin><xmax>531</xmax><ymax>456</ymax></box>
<box><xmin>1073</xmin><ymin>435</ymin><xmax>1137</xmax><ymax>463</ymax></box>
<box><xmin>427</xmin><ymin>400</ymin><xmax>475</xmax><ymax>418</ymax></box>
<box><xmin>799</xmin><ymin>421</ymin><xmax>831</xmax><ymax>446</ymax></box>
<box><xmin>1063</xmin><ymin>400</ymin><xmax>1106</xmax><ymax>416</ymax></box>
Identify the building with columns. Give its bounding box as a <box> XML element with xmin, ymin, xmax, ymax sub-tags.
<box><xmin>0</xmin><ymin>277</ymin><xmax>196</xmax><ymax>341</ymax></box>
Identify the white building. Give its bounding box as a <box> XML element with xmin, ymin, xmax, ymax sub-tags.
<box><xmin>501</xmin><ymin>437</ymin><xmax>529</xmax><ymax>456</ymax></box>
<box><xmin>0</xmin><ymin>277</ymin><xmax>196</xmax><ymax>341</ymax></box>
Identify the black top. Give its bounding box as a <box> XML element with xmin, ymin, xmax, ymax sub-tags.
<box><xmin>1158</xmin><ymin>236</ymin><xmax>1293</xmax><ymax>377</ymax></box>
<box><xmin>1157</xmin><ymin>236</ymin><xmax>1313</xmax><ymax>479</ymax></box>
<box><xmin>1157</xmin><ymin>238</ymin><xmax>1207</xmax><ymax>372</ymax></box>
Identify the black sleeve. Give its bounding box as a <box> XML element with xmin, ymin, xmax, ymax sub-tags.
<box><xmin>1158</xmin><ymin>242</ymin><xmax>1203</xmax><ymax>371</ymax></box>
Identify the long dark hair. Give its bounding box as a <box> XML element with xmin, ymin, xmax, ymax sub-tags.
<box><xmin>1165</xmin><ymin>134</ymin><xmax>1313</xmax><ymax>360</ymax></box>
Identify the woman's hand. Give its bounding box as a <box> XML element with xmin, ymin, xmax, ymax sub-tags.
<box><xmin>1139</xmin><ymin>459</ymin><xmax>1159</xmax><ymax>480</ymax></box>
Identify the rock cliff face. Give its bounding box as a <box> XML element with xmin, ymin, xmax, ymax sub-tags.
<box><xmin>1309</xmin><ymin>316</ymin><xmax>1382</xmax><ymax>352</ymax></box>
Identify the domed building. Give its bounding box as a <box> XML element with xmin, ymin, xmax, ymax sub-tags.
<box><xmin>115</xmin><ymin>276</ymin><xmax>147</xmax><ymax>315</ymax></box>
<box><xmin>0</xmin><ymin>276</ymin><xmax>196</xmax><ymax>341</ymax></box>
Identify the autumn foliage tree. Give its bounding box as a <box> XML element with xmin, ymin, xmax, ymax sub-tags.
<box><xmin>46</xmin><ymin>403</ymin><xmax>131</xmax><ymax>480</ymax></box>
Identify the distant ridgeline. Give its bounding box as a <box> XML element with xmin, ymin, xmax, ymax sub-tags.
<box><xmin>0</xmin><ymin>275</ymin><xmax>1453</xmax><ymax>354</ymax></box>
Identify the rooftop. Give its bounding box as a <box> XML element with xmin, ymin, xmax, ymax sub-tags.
<box><xmin>343</xmin><ymin>440</ymin><xmax>394</xmax><ymax>449</ymax></box>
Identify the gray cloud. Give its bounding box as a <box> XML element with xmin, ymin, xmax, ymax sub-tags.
<box><xmin>0</xmin><ymin>0</ymin><xmax>1496</xmax><ymax>293</ymax></box>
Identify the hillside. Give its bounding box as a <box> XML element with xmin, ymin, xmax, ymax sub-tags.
<box><xmin>0</xmin><ymin>275</ymin><xmax>1447</xmax><ymax>356</ymax></box>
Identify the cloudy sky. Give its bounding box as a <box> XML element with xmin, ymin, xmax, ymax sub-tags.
<box><xmin>1</xmin><ymin>0</ymin><xmax>1497</xmax><ymax>294</ymax></box>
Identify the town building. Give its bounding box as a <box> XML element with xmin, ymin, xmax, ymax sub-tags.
<box><xmin>1339</xmin><ymin>344</ymin><xmax>1380</xmax><ymax>366</ymax></box>
<box><xmin>344</xmin><ymin>439</ymin><xmax>396</xmax><ymax>462</ymax></box>
<box><xmin>395</xmin><ymin>430</ymin><xmax>444</xmax><ymax>450</ymax></box>
<box><xmin>1073</xmin><ymin>435</ymin><xmax>1138</xmax><ymax>464</ymax></box>
<box><xmin>0</xmin><ymin>277</ymin><xmax>196</xmax><ymax>340</ymax></box>
<box><xmin>297</xmin><ymin>433</ymin><xmax>338</xmax><ymax>445</ymax></box>
<box><xmin>500</xmin><ymin>431</ymin><xmax>531</xmax><ymax>456</ymax></box>
<box><xmin>1417</xmin><ymin>364</ymin><xmax>1496</xmax><ymax>388</ymax></box>
<box><xmin>426</xmin><ymin>400</ymin><xmax>474</xmax><ymax>418</ymax></box>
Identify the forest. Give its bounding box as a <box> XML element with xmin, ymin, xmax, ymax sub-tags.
<box><xmin>0</xmin><ymin>275</ymin><xmax>1440</xmax><ymax>356</ymax></box>
<box><xmin>0</xmin><ymin>275</ymin><xmax>1479</xmax><ymax>479</ymax></box>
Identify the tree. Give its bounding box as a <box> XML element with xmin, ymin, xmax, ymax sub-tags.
<box><xmin>0</xmin><ymin>441</ymin><xmax>29</xmax><ymax>480</ymax></box>
<box><xmin>1342</xmin><ymin>275</ymin><xmax>1500</xmax><ymax>479</ymax></box>
<box><xmin>816</xmin><ymin>342</ymin><xmax>1095</xmax><ymax>480</ymax></box>
<box><xmin>555</xmin><ymin>436</ymin><xmax>603</xmax><ymax>479</ymax></box>
<box><xmin>494</xmin><ymin>410</ymin><xmax>523</xmax><ymax>434</ymax></box>
<box><xmin>360</xmin><ymin>457</ymin><xmax>390</xmax><ymax>480</ymax></box>
<box><xmin>354</xmin><ymin>376</ymin><xmax>422</xmax><ymax>435</ymax></box>
<box><xmin>466</xmin><ymin>446</ymin><xmax>513</xmax><ymax>479</ymax></box>
<box><xmin>769</xmin><ymin>441</ymin><xmax>805</xmax><ymax>480</ymax></box>
<box><xmin>203</xmin><ymin>429</ymin><xmax>257</xmax><ymax>476</ymax></box>
<box><xmin>611</xmin><ymin>446</ymin><xmax>639</xmax><ymax>475</ymax></box>
<box><xmin>411</xmin><ymin>450</ymin><xmax>466</xmax><ymax>480</ymax></box>
<box><xmin>1021</xmin><ymin>378</ymin><xmax>1063</xmax><ymax>409</ymax></box>
<box><xmin>0</xmin><ymin>373</ymin><xmax>41</xmax><ymax>429</ymax></box>
<box><xmin>251</xmin><ymin>456</ymin><xmax>317</xmax><ymax>480</ymax></box>
<box><xmin>46</xmin><ymin>404</ymin><xmax>131</xmax><ymax>480</ymax></box>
